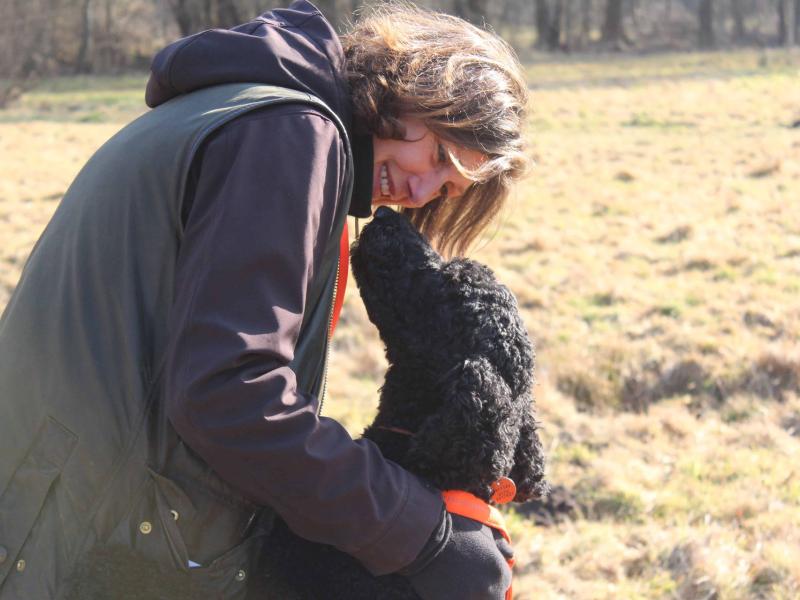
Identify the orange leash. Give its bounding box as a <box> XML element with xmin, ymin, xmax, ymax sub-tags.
<box><xmin>442</xmin><ymin>490</ymin><xmax>515</xmax><ymax>600</ymax></box>
<box><xmin>329</xmin><ymin>221</ymin><xmax>349</xmax><ymax>337</ymax></box>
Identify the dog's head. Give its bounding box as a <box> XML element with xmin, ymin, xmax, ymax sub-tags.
<box><xmin>351</xmin><ymin>207</ymin><xmax>547</xmax><ymax>502</ymax></box>
<box><xmin>351</xmin><ymin>208</ymin><xmax>531</xmax><ymax>393</ymax></box>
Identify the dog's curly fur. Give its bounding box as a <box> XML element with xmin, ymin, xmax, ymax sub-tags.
<box><xmin>256</xmin><ymin>207</ymin><xmax>548</xmax><ymax>598</ymax></box>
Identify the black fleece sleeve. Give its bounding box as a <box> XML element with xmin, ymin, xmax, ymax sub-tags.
<box><xmin>164</xmin><ymin>104</ymin><xmax>443</xmax><ymax>575</ymax></box>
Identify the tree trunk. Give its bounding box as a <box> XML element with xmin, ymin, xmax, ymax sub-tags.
<box><xmin>698</xmin><ymin>0</ymin><xmax>714</xmax><ymax>49</ymax></box>
<box><xmin>796</xmin><ymin>0</ymin><xmax>800</xmax><ymax>42</ymax></box>
<box><xmin>171</xmin><ymin>0</ymin><xmax>194</xmax><ymax>36</ymax></box>
<box><xmin>96</xmin><ymin>0</ymin><xmax>113</xmax><ymax>70</ymax></box>
<box><xmin>629</xmin><ymin>0</ymin><xmax>642</xmax><ymax>38</ymax></box>
<box><xmin>731</xmin><ymin>0</ymin><xmax>745</xmax><ymax>42</ymax></box>
<box><xmin>313</xmin><ymin>0</ymin><xmax>338</xmax><ymax>29</ymax></box>
<box><xmin>76</xmin><ymin>0</ymin><xmax>93</xmax><ymax>73</ymax></box>
<box><xmin>216</xmin><ymin>0</ymin><xmax>242</xmax><ymax>28</ymax></box>
<box><xmin>779</xmin><ymin>0</ymin><xmax>786</xmax><ymax>43</ymax></box>
<box><xmin>104</xmin><ymin>0</ymin><xmax>112</xmax><ymax>36</ymax></box>
<box><xmin>453</xmin><ymin>0</ymin><xmax>489</xmax><ymax>26</ymax></box>
<box><xmin>0</xmin><ymin>0</ymin><xmax>50</xmax><ymax>106</ymax></box>
<box><xmin>535</xmin><ymin>0</ymin><xmax>563</xmax><ymax>50</ymax></box>
<box><xmin>779</xmin><ymin>0</ymin><xmax>796</xmax><ymax>45</ymax></box>
<box><xmin>203</xmin><ymin>0</ymin><xmax>213</xmax><ymax>28</ymax></box>
<box><xmin>563</xmin><ymin>0</ymin><xmax>572</xmax><ymax>49</ymax></box>
<box><xmin>549</xmin><ymin>0</ymin><xmax>563</xmax><ymax>49</ymax></box>
<box><xmin>581</xmin><ymin>0</ymin><xmax>592</xmax><ymax>47</ymax></box>
<box><xmin>535</xmin><ymin>0</ymin><xmax>551</xmax><ymax>48</ymax></box>
<box><xmin>601</xmin><ymin>0</ymin><xmax>625</xmax><ymax>48</ymax></box>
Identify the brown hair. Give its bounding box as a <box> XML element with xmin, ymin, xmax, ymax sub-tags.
<box><xmin>341</xmin><ymin>2</ymin><xmax>530</xmax><ymax>256</ymax></box>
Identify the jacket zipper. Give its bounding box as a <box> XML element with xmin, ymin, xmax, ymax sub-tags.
<box><xmin>318</xmin><ymin>255</ymin><xmax>340</xmax><ymax>416</ymax></box>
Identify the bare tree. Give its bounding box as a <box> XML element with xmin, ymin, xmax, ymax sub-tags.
<box><xmin>216</xmin><ymin>0</ymin><xmax>242</xmax><ymax>28</ymax></box>
<box><xmin>549</xmin><ymin>0</ymin><xmax>563</xmax><ymax>49</ymax></box>
<box><xmin>452</xmin><ymin>0</ymin><xmax>489</xmax><ymax>25</ymax></box>
<box><xmin>580</xmin><ymin>0</ymin><xmax>593</xmax><ymax>47</ymax></box>
<box><xmin>731</xmin><ymin>0</ymin><xmax>746</xmax><ymax>42</ymax></box>
<box><xmin>778</xmin><ymin>0</ymin><xmax>796</xmax><ymax>45</ymax></box>
<box><xmin>170</xmin><ymin>0</ymin><xmax>197</xmax><ymax>36</ymax></box>
<box><xmin>796</xmin><ymin>0</ymin><xmax>800</xmax><ymax>41</ymax></box>
<box><xmin>794</xmin><ymin>0</ymin><xmax>800</xmax><ymax>43</ymax></box>
<box><xmin>562</xmin><ymin>0</ymin><xmax>593</xmax><ymax>50</ymax></box>
<box><xmin>168</xmin><ymin>0</ymin><xmax>261</xmax><ymax>36</ymax></box>
<box><xmin>95</xmin><ymin>0</ymin><xmax>113</xmax><ymax>70</ymax></box>
<box><xmin>534</xmin><ymin>0</ymin><xmax>564</xmax><ymax>50</ymax></box>
<box><xmin>0</xmin><ymin>0</ymin><xmax>54</xmax><ymax>107</ymax></box>
<box><xmin>313</xmin><ymin>0</ymin><xmax>362</xmax><ymax>32</ymax></box>
<box><xmin>535</xmin><ymin>0</ymin><xmax>552</xmax><ymax>48</ymax></box>
<box><xmin>698</xmin><ymin>0</ymin><xmax>714</xmax><ymax>49</ymax></box>
<box><xmin>75</xmin><ymin>0</ymin><xmax>93</xmax><ymax>73</ymax></box>
<box><xmin>601</xmin><ymin>0</ymin><xmax>626</xmax><ymax>48</ymax></box>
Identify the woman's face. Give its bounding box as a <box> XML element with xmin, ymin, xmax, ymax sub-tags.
<box><xmin>372</xmin><ymin>118</ymin><xmax>485</xmax><ymax>209</ymax></box>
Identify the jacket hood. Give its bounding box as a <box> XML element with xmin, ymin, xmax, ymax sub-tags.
<box><xmin>145</xmin><ymin>0</ymin><xmax>350</xmax><ymax>125</ymax></box>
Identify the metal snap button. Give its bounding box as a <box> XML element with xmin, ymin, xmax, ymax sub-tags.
<box><xmin>235</xmin><ymin>569</ymin><xmax>246</xmax><ymax>582</ymax></box>
<box><xmin>139</xmin><ymin>521</ymin><xmax>153</xmax><ymax>535</ymax></box>
<box><xmin>16</xmin><ymin>559</ymin><xmax>26</xmax><ymax>572</ymax></box>
<box><xmin>170</xmin><ymin>509</ymin><xmax>179</xmax><ymax>521</ymax></box>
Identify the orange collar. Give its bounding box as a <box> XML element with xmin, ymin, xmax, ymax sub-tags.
<box><xmin>373</xmin><ymin>424</ymin><xmax>517</xmax><ymax>597</ymax></box>
<box><xmin>442</xmin><ymin>490</ymin><xmax>515</xmax><ymax>600</ymax></box>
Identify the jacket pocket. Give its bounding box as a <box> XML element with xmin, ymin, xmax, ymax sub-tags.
<box><xmin>0</xmin><ymin>416</ymin><xmax>78</xmax><ymax>586</ymax></box>
<box><xmin>100</xmin><ymin>469</ymin><xmax>262</xmax><ymax>599</ymax></box>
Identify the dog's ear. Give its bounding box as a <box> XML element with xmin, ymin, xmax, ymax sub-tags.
<box><xmin>407</xmin><ymin>357</ymin><xmax>519</xmax><ymax>500</ymax></box>
<box><xmin>508</xmin><ymin>405</ymin><xmax>549</xmax><ymax>502</ymax></box>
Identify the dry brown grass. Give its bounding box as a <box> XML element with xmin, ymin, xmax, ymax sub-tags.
<box><xmin>1</xmin><ymin>50</ymin><xmax>799</xmax><ymax>599</ymax></box>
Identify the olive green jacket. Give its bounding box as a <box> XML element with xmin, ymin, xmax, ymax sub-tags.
<box><xmin>0</xmin><ymin>83</ymin><xmax>350</xmax><ymax>599</ymax></box>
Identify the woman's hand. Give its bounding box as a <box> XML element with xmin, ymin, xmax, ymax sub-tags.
<box><xmin>404</xmin><ymin>513</ymin><xmax>513</xmax><ymax>599</ymax></box>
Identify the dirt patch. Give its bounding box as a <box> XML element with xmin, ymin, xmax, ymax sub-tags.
<box><xmin>516</xmin><ymin>484</ymin><xmax>583</xmax><ymax>526</ymax></box>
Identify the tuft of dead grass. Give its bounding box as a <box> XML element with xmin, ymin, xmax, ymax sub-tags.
<box><xmin>739</xmin><ymin>350</ymin><xmax>800</xmax><ymax>402</ymax></box>
<box><xmin>656</xmin><ymin>225</ymin><xmax>693</xmax><ymax>244</ymax></box>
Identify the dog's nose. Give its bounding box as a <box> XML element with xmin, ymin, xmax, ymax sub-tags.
<box><xmin>374</xmin><ymin>206</ymin><xmax>394</xmax><ymax>219</ymax></box>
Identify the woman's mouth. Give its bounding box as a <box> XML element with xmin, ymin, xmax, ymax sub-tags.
<box><xmin>380</xmin><ymin>163</ymin><xmax>392</xmax><ymax>198</ymax></box>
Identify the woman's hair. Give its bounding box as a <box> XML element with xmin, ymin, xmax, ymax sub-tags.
<box><xmin>341</xmin><ymin>2</ymin><xmax>530</xmax><ymax>256</ymax></box>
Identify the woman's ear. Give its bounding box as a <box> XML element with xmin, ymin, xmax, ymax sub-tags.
<box><xmin>407</xmin><ymin>357</ymin><xmax>519</xmax><ymax>500</ymax></box>
<box><xmin>508</xmin><ymin>405</ymin><xmax>549</xmax><ymax>502</ymax></box>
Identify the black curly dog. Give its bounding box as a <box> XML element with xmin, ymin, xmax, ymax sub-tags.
<box><xmin>255</xmin><ymin>207</ymin><xmax>548</xmax><ymax>599</ymax></box>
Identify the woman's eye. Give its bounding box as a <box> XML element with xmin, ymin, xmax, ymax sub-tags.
<box><xmin>437</xmin><ymin>143</ymin><xmax>448</xmax><ymax>164</ymax></box>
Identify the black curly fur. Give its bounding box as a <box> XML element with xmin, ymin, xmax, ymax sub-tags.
<box><xmin>261</xmin><ymin>208</ymin><xmax>548</xmax><ymax>597</ymax></box>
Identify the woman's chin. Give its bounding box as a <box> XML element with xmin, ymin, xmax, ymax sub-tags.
<box><xmin>371</xmin><ymin>198</ymin><xmax>423</xmax><ymax>210</ymax></box>
<box><xmin>371</xmin><ymin>197</ymin><xmax>396</xmax><ymax>209</ymax></box>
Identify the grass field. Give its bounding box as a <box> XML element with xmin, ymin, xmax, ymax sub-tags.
<box><xmin>1</xmin><ymin>50</ymin><xmax>799</xmax><ymax>599</ymax></box>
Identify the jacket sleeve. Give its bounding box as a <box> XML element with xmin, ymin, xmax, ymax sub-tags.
<box><xmin>163</xmin><ymin>104</ymin><xmax>443</xmax><ymax>576</ymax></box>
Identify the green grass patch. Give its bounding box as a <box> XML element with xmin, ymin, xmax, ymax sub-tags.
<box><xmin>577</xmin><ymin>484</ymin><xmax>644</xmax><ymax>522</ymax></box>
<box><xmin>525</xmin><ymin>49</ymin><xmax>800</xmax><ymax>89</ymax></box>
<box><xmin>623</xmin><ymin>112</ymin><xmax>696</xmax><ymax>129</ymax></box>
<box><xmin>0</xmin><ymin>74</ymin><xmax>148</xmax><ymax>123</ymax></box>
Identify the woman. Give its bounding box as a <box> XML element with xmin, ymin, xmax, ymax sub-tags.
<box><xmin>0</xmin><ymin>1</ymin><xmax>529</xmax><ymax>598</ymax></box>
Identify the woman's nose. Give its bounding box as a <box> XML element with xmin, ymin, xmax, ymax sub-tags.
<box><xmin>408</xmin><ymin>171</ymin><xmax>447</xmax><ymax>206</ymax></box>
